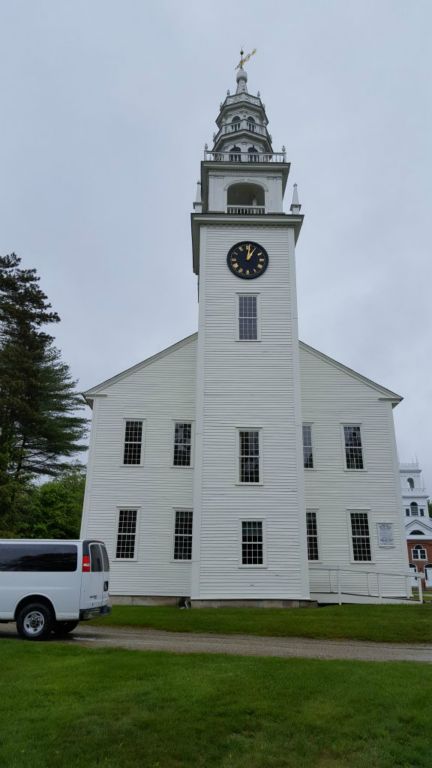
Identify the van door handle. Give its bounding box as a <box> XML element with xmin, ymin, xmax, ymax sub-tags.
<box><xmin>104</xmin><ymin>581</ymin><xmax>109</xmax><ymax>591</ymax></box>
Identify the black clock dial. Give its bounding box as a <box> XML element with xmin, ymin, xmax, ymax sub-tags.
<box><xmin>227</xmin><ymin>241</ymin><xmax>269</xmax><ymax>279</ymax></box>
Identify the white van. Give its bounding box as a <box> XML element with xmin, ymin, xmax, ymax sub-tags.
<box><xmin>0</xmin><ymin>539</ymin><xmax>111</xmax><ymax>640</ymax></box>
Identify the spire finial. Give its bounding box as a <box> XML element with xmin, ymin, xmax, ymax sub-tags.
<box><xmin>236</xmin><ymin>47</ymin><xmax>257</xmax><ymax>70</ymax></box>
<box><xmin>290</xmin><ymin>183</ymin><xmax>302</xmax><ymax>214</ymax></box>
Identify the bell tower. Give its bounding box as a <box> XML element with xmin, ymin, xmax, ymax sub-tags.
<box><xmin>191</xmin><ymin>56</ymin><xmax>310</xmax><ymax>604</ymax></box>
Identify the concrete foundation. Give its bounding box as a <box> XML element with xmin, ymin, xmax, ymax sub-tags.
<box><xmin>191</xmin><ymin>599</ymin><xmax>317</xmax><ymax>609</ymax></box>
<box><xmin>111</xmin><ymin>596</ymin><xmax>317</xmax><ymax>608</ymax></box>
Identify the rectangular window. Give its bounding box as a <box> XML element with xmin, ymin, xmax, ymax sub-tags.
<box><xmin>123</xmin><ymin>420</ymin><xmax>143</xmax><ymax>465</ymax></box>
<box><xmin>116</xmin><ymin>509</ymin><xmax>137</xmax><ymax>559</ymax></box>
<box><xmin>350</xmin><ymin>512</ymin><xmax>371</xmax><ymax>562</ymax></box>
<box><xmin>303</xmin><ymin>424</ymin><xmax>314</xmax><ymax>469</ymax></box>
<box><xmin>344</xmin><ymin>425</ymin><xmax>364</xmax><ymax>470</ymax></box>
<box><xmin>306</xmin><ymin>511</ymin><xmax>319</xmax><ymax>560</ymax></box>
<box><xmin>173</xmin><ymin>422</ymin><xmax>192</xmax><ymax>467</ymax></box>
<box><xmin>174</xmin><ymin>509</ymin><xmax>193</xmax><ymax>560</ymax></box>
<box><xmin>241</xmin><ymin>520</ymin><xmax>264</xmax><ymax>565</ymax></box>
<box><xmin>238</xmin><ymin>294</ymin><xmax>258</xmax><ymax>340</ymax></box>
<box><xmin>239</xmin><ymin>430</ymin><xmax>260</xmax><ymax>483</ymax></box>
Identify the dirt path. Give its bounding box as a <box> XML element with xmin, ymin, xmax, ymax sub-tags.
<box><xmin>2</xmin><ymin>623</ymin><xmax>432</xmax><ymax>662</ymax></box>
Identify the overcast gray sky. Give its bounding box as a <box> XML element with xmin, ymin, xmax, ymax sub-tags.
<box><xmin>1</xmin><ymin>1</ymin><xmax>431</xmax><ymax>489</ymax></box>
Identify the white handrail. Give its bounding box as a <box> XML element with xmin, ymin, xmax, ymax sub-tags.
<box><xmin>309</xmin><ymin>565</ymin><xmax>424</xmax><ymax>604</ymax></box>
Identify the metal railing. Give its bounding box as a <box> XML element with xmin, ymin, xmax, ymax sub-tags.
<box><xmin>309</xmin><ymin>565</ymin><xmax>423</xmax><ymax>604</ymax></box>
<box><xmin>204</xmin><ymin>149</ymin><xmax>286</xmax><ymax>163</ymax></box>
<box><xmin>226</xmin><ymin>205</ymin><xmax>265</xmax><ymax>215</ymax></box>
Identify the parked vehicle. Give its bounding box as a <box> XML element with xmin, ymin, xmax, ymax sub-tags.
<box><xmin>0</xmin><ymin>539</ymin><xmax>111</xmax><ymax>640</ymax></box>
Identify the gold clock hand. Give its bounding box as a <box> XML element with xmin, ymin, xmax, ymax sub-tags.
<box><xmin>246</xmin><ymin>245</ymin><xmax>256</xmax><ymax>261</ymax></box>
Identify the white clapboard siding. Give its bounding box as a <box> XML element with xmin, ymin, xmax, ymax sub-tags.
<box><xmin>191</xmin><ymin>223</ymin><xmax>310</xmax><ymax>600</ymax></box>
<box><xmin>81</xmin><ymin>330</ymin><xmax>408</xmax><ymax>600</ymax></box>
<box><xmin>81</xmin><ymin>336</ymin><xmax>196</xmax><ymax>596</ymax></box>
<box><xmin>300</xmin><ymin>343</ymin><xmax>409</xmax><ymax>596</ymax></box>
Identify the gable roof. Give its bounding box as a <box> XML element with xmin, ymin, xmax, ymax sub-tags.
<box><xmin>83</xmin><ymin>333</ymin><xmax>198</xmax><ymax>405</ymax></box>
<box><xmin>82</xmin><ymin>333</ymin><xmax>402</xmax><ymax>407</ymax></box>
<box><xmin>406</xmin><ymin>518</ymin><xmax>432</xmax><ymax>537</ymax></box>
<box><xmin>300</xmin><ymin>341</ymin><xmax>402</xmax><ymax>404</ymax></box>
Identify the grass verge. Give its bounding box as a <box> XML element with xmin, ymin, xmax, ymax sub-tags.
<box><xmin>1</xmin><ymin>640</ymin><xmax>432</xmax><ymax>768</ymax></box>
<box><xmin>90</xmin><ymin>603</ymin><xmax>432</xmax><ymax>643</ymax></box>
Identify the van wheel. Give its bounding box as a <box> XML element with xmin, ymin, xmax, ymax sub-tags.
<box><xmin>53</xmin><ymin>621</ymin><xmax>79</xmax><ymax>637</ymax></box>
<box><xmin>16</xmin><ymin>602</ymin><xmax>53</xmax><ymax>641</ymax></box>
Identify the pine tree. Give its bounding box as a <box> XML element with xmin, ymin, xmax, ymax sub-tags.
<box><xmin>0</xmin><ymin>253</ymin><xmax>87</xmax><ymax>528</ymax></box>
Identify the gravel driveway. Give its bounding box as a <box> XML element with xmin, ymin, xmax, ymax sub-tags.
<box><xmin>2</xmin><ymin>623</ymin><xmax>432</xmax><ymax>662</ymax></box>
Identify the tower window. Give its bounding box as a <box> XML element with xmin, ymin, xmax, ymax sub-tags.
<box><xmin>410</xmin><ymin>502</ymin><xmax>419</xmax><ymax>517</ymax></box>
<box><xmin>350</xmin><ymin>512</ymin><xmax>372</xmax><ymax>562</ymax></box>
<box><xmin>302</xmin><ymin>424</ymin><xmax>314</xmax><ymax>469</ymax></box>
<box><xmin>173</xmin><ymin>510</ymin><xmax>193</xmax><ymax>561</ymax></box>
<box><xmin>116</xmin><ymin>509</ymin><xmax>138</xmax><ymax>559</ymax></box>
<box><xmin>229</xmin><ymin>146</ymin><xmax>241</xmax><ymax>162</ymax></box>
<box><xmin>173</xmin><ymin>422</ymin><xmax>192</xmax><ymax>466</ymax></box>
<box><xmin>241</xmin><ymin>520</ymin><xmax>264</xmax><ymax>565</ymax></box>
<box><xmin>306</xmin><ymin>511</ymin><xmax>319</xmax><ymax>561</ymax></box>
<box><xmin>248</xmin><ymin>146</ymin><xmax>259</xmax><ymax>162</ymax></box>
<box><xmin>238</xmin><ymin>294</ymin><xmax>258</xmax><ymax>340</ymax></box>
<box><xmin>247</xmin><ymin>116</ymin><xmax>256</xmax><ymax>132</ymax></box>
<box><xmin>407</xmin><ymin>477</ymin><xmax>414</xmax><ymax>489</ymax></box>
<box><xmin>123</xmin><ymin>420</ymin><xmax>143</xmax><ymax>465</ymax></box>
<box><xmin>231</xmin><ymin>115</ymin><xmax>241</xmax><ymax>131</ymax></box>
<box><xmin>343</xmin><ymin>425</ymin><xmax>364</xmax><ymax>470</ymax></box>
<box><xmin>238</xmin><ymin>430</ymin><xmax>260</xmax><ymax>483</ymax></box>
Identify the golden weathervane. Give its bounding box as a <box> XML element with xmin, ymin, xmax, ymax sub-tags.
<box><xmin>236</xmin><ymin>48</ymin><xmax>257</xmax><ymax>69</ymax></box>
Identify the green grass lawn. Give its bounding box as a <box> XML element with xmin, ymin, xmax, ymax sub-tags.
<box><xmin>1</xmin><ymin>640</ymin><xmax>431</xmax><ymax>768</ymax></box>
<box><xmin>91</xmin><ymin>603</ymin><xmax>432</xmax><ymax>644</ymax></box>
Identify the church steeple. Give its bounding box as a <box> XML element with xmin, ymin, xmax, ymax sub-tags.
<box><xmin>210</xmin><ymin>54</ymin><xmax>274</xmax><ymax>160</ymax></box>
<box><xmin>192</xmin><ymin>56</ymin><xmax>302</xmax><ymax>274</ymax></box>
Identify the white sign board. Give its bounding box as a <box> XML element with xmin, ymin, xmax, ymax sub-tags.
<box><xmin>377</xmin><ymin>522</ymin><xmax>395</xmax><ymax>548</ymax></box>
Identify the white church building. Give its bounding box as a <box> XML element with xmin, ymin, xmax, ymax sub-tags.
<box><xmin>81</xmin><ymin>62</ymin><xmax>410</xmax><ymax>606</ymax></box>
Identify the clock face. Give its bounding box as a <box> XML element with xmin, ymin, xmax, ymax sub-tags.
<box><xmin>227</xmin><ymin>241</ymin><xmax>269</xmax><ymax>279</ymax></box>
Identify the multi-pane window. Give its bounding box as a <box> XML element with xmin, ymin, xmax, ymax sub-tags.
<box><xmin>239</xmin><ymin>430</ymin><xmax>260</xmax><ymax>483</ymax></box>
<box><xmin>174</xmin><ymin>510</ymin><xmax>193</xmax><ymax>560</ymax></box>
<box><xmin>344</xmin><ymin>425</ymin><xmax>364</xmax><ymax>470</ymax></box>
<box><xmin>241</xmin><ymin>521</ymin><xmax>264</xmax><ymax>565</ymax></box>
<box><xmin>123</xmin><ymin>420</ymin><xmax>143</xmax><ymax>465</ymax></box>
<box><xmin>302</xmin><ymin>424</ymin><xmax>313</xmax><ymax>469</ymax></box>
<box><xmin>306</xmin><ymin>511</ymin><xmax>319</xmax><ymax>561</ymax></box>
<box><xmin>173</xmin><ymin>422</ymin><xmax>192</xmax><ymax>467</ymax></box>
<box><xmin>350</xmin><ymin>512</ymin><xmax>372</xmax><ymax>562</ymax></box>
<box><xmin>116</xmin><ymin>509</ymin><xmax>137</xmax><ymax>559</ymax></box>
<box><xmin>238</xmin><ymin>295</ymin><xmax>258</xmax><ymax>340</ymax></box>
<box><xmin>412</xmin><ymin>545</ymin><xmax>427</xmax><ymax>561</ymax></box>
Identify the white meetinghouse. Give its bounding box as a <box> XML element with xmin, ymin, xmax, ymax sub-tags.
<box><xmin>81</xmin><ymin>57</ymin><xmax>410</xmax><ymax>606</ymax></box>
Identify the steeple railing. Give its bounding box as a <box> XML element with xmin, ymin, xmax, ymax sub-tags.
<box><xmin>204</xmin><ymin>149</ymin><xmax>286</xmax><ymax>163</ymax></box>
<box><xmin>226</xmin><ymin>205</ymin><xmax>265</xmax><ymax>215</ymax></box>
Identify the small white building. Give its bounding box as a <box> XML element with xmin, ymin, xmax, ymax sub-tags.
<box><xmin>81</xmin><ymin>63</ymin><xmax>410</xmax><ymax>605</ymax></box>
<box><xmin>401</xmin><ymin>463</ymin><xmax>432</xmax><ymax>586</ymax></box>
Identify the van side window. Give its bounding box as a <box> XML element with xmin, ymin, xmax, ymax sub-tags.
<box><xmin>90</xmin><ymin>544</ymin><xmax>103</xmax><ymax>572</ymax></box>
<box><xmin>0</xmin><ymin>544</ymin><xmax>77</xmax><ymax>572</ymax></box>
